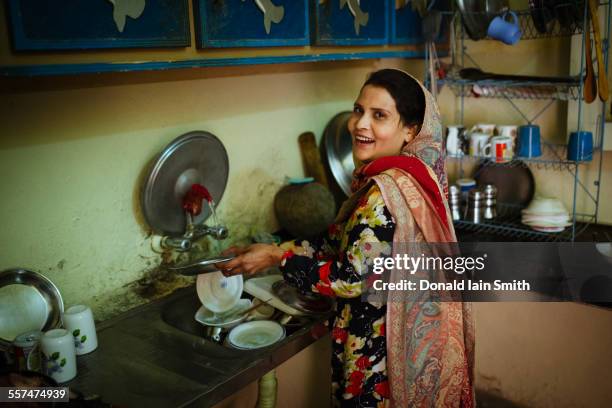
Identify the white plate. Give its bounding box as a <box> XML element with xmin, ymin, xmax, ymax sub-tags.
<box><xmin>196</xmin><ymin>271</ymin><xmax>243</xmax><ymax>314</ymax></box>
<box><xmin>530</xmin><ymin>225</ymin><xmax>566</xmax><ymax>233</ymax></box>
<box><xmin>228</xmin><ymin>320</ymin><xmax>285</xmax><ymax>350</ymax></box>
<box><xmin>194</xmin><ymin>299</ymin><xmax>251</xmax><ymax>329</ymax></box>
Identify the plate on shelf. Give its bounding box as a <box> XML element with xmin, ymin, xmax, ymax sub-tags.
<box><xmin>530</xmin><ymin>225</ymin><xmax>567</xmax><ymax>233</ymax></box>
<box><xmin>473</xmin><ymin>160</ymin><xmax>535</xmax><ymax>207</ymax></box>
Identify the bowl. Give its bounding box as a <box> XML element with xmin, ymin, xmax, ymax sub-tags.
<box><xmin>522</xmin><ymin>197</ymin><xmax>567</xmax><ymax>216</ymax></box>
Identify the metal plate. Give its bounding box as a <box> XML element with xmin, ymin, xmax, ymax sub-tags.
<box><xmin>323</xmin><ymin>111</ymin><xmax>354</xmax><ymax>197</ymax></box>
<box><xmin>167</xmin><ymin>255</ymin><xmax>235</xmax><ymax>276</ymax></box>
<box><xmin>474</xmin><ymin>160</ymin><xmax>535</xmax><ymax>207</ymax></box>
<box><xmin>0</xmin><ymin>269</ymin><xmax>64</xmax><ymax>344</ymax></box>
<box><xmin>141</xmin><ymin>131</ymin><xmax>229</xmax><ymax>236</ymax></box>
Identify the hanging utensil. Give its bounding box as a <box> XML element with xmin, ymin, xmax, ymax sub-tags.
<box><xmin>298</xmin><ymin>132</ymin><xmax>329</xmax><ymax>188</ymax></box>
<box><xmin>584</xmin><ymin>13</ymin><xmax>597</xmax><ymax>103</ymax></box>
<box><xmin>588</xmin><ymin>0</ymin><xmax>609</xmax><ymax>101</ymax></box>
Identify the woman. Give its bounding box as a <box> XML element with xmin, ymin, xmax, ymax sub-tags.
<box><xmin>218</xmin><ymin>69</ymin><xmax>474</xmax><ymax>407</ymax></box>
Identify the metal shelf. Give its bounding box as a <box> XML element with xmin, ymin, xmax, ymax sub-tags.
<box><xmin>456</xmin><ymin>4</ymin><xmax>609</xmax><ymax>41</ymax></box>
<box><xmin>447</xmin><ymin>142</ymin><xmax>592</xmax><ymax>171</ymax></box>
<box><xmin>454</xmin><ymin>203</ymin><xmax>594</xmax><ymax>242</ymax></box>
<box><xmin>441</xmin><ymin>78</ymin><xmax>581</xmax><ymax>100</ymax></box>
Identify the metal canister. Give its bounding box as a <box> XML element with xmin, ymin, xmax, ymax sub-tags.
<box><xmin>449</xmin><ymin>184</ymin><xmax>462</xmax><ymax>221</ymax></box>
<box><xmin>482</xmin><ymin>184</ymin><xmax>497</xmax><ymax>220</ymax></box>
<box><xmin>465</xmin><ymin>189</ymin><xmax>485</xmax><ymax>224</ymax></box>
<box><xmin>12</xmin><ymin>330</ymin><xmax>42</xmax><ymax>372</ymax></box>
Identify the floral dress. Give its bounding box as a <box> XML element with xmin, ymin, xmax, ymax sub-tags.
<box><xmin>280</xmin><ymin>184</ymin><xmax>395</xmax><ymax>407</ymax></box>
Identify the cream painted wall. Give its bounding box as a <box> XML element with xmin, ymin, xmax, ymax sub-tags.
<box><xmin>1</xmin><ymin>61</ymin><xmax>408</xmax><ymax>319</ymax></box>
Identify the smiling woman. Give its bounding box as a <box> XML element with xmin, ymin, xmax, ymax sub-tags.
<box><xmin>217</xmin><ymin>69</ymin><xmax>474</xmax><ymax>407</ymax></box>
<box><xmin>349</xmin><ymin>70</ymin><xmax>426</xmax><ymax>164</ymax></box>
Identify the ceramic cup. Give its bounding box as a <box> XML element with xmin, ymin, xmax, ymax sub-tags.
<box><xmin>517</xmin><ymin>125</ymin><xmax>542</xmax><ymax>157</ymax></box>
<box><xmin>62</xmin><ymin>305</ymin><xmax>98</xmax><ymax>355</ymax></box>
<box><xmin>469</xmin><ymin>132</ymin><xmax>491</xmax><ymax>156</ymax></box>
<box><xmin>40</xmin><ymin>329</ymin><xmax>77</xmax><ymax>383</ymax></box>
<box><xmin>484</xmin><ymin>135</ymin><xmax>514</xmax><ymax>163</ymax></box>
<box><xmin>446</xmin><ymin>125</ymin><xmax>465</xmax><ymax>156</ymax></box>
<box><xmin>567</xmin><ymin>131</ymin><xmax>593</xmax><ymax>162</ymax></box>
<box><xmin>487</xmin><ymin>11</ymin><xmax>522</xmax><ymax>45</ymax></box>
<box><xmin>470</xmin><ymin>123</ymin><xmax>496</xmax><ymax>136</ymax></box>
<box><xmin>496</xmin><ymin>125</ymin><xmax>518</xmax><ymax>152</ymax></box>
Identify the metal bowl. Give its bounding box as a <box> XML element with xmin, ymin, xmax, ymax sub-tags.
<box><xmin>0</xmin><ymin>269</ymin><xmax>64</xmax><ymax>345</ymax></box>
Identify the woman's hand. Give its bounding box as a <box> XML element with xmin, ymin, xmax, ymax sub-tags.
<box><xmin>216</xmin><ymin>244</ymin><xmax>285</xmax><ymax>276</ymax></box>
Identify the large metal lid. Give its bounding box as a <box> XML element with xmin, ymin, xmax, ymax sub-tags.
<box><xmin>323</xmin><ymin>111</ymin><xmax>354</xmax><ymax>197</ymax></box>
<box><xmin>141</xmin><ymin>131</ymin><xmax>229</xmax><ymax>236</ymax></box>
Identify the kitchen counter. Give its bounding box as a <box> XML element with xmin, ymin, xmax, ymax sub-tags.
<box><xmin>67</xmin><ymin>286</ymin><xmax>328</xmax><ymax>408</ymax></box>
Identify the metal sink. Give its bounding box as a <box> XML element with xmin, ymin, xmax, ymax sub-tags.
<box><xmin>160</xmin><ymin>287</ymin><xmax>315</xmax><ymax>354</ymax></box>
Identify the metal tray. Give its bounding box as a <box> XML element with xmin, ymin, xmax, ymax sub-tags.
<box><xmin>0</xmin><ymin>269</ymin><xmax>64</xmax><ymax>344</ymax></box>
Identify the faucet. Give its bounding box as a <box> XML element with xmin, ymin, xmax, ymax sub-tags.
<box><xmin>159</xmin><ymin>184</ymin><xmax>228</xmax><ymax>252</ymax></box>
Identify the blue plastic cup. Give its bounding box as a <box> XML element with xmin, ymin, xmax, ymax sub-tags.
<box><xmin>487</xmin><ymin>11</ymin><xmax>522</xmax><ymax>45</ymax></box>
<box><xmin>517</xmin><ymin>125</ymin><xmax>542</xmax><ymax>158</ymax></box>
<box><xmin>567</xmin><ymin>131</ymin><xmax>593</xmax><ymax>162</ymax></box>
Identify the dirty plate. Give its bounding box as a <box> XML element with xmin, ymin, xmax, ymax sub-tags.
<box><xmin>196</xmin><ymin>272</ymin><xmax>243</xmax><ymax>314</ymax></box>
<box><xmin>228</xmin><ymin>320</ymin><xmax>285</xmax><ymax>350</ymax></box>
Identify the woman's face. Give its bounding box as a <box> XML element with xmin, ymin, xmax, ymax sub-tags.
<box><xmin>348</xmin><ymin>85</ymin><xmax>417</xmax><ymax>164</ymax></box>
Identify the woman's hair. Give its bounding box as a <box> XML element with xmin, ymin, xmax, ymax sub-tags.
<box><xmin>363</xmin><ymin>69</ymin><xmax>426</xmax><ymax>130</ymax></box>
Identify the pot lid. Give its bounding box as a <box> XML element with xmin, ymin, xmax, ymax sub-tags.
<box><xmin>271</xmin><ymin>280</ymin><xmax>334</xmax><ymax>314</ymax></box>
<box><xmin>141</xmin><ymin>131</ymin><xmax>229</xmax><ymax>236</ymax></box>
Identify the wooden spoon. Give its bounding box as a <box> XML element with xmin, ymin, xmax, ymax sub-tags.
<box><xmin>588</xmin><ymin>0</ymin><xmax>609</xmax><ymax>101</ymax></box>
<box><xmin>584</xmin><ymin>14</ymin><xmax>597</xmax><ymax>103</ymax></box>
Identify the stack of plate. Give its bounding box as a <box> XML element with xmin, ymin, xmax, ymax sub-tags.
<box><xmin>521</xmin><ymin>197</ymin><xmax>571</xmax><ymax>232</ymax></box>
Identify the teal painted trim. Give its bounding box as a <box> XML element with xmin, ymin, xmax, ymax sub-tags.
<box><xmin>0</xmin><ymin>50</ymin><xmax>428</xmax><ymax>77</ymax></box>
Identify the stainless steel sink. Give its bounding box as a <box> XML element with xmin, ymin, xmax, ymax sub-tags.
<box><xmin>160</xmin><ymin>287</ymin><xmax>316</xmax><ymax>353</ymax></box>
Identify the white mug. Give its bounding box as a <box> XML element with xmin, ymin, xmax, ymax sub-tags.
<box><xmin>484</xmin><ymin>135</ymin><xmax>513</xmax><ymax>163</ymax></box>
<box><xmin>63</xmin><ymin>305</ymin><xmax>98</xmax><ymax>355</ymax></box>
<box><xmin>496</xmin><ymin>125</ymin><xmax>518</xmax><ymax>151</ymax></box>
<box><xmin>469</xmin><ymin>132</ymin><xmax>490</xmax><ymax>156</ymax></box>
<box><xmin>41</xmin><ymin>329</ymin><xmax>77</xmax><ymax>383</ymax></box>
<box><xmin>470</xmin><ymin>123</ymin><xmax>496</xmax><ymax>136</ymax></box>
<box><xmin>446</xmin><ymin>125</ymin><xmax>465</xmax><ymax>156</ymax></box>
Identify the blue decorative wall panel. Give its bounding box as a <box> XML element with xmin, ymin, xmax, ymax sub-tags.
<box><xmin>313</xmin><ymin>0</ymin><xmax>389</xmax><ymax>46</ymax></box>
<box><xmin>195</xmin><ymin>0</ymin><xmax>309</xmax><ymax>48</ymax></box>
<box><xmin>7</xmin><ymin>0</ymin><xmax>190</xmax><ymax>50</ymax></box>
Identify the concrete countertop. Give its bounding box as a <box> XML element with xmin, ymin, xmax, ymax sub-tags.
<box><xmin>67</xmin><ymin>285</ymin><xmax>328</xmax><ymax>408</ymax></box>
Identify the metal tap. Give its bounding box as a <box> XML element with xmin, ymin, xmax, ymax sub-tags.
<box><xmin>159</xmin><ymin>184</ymin><xmax>228</xmax><ymax>252</ymax></box>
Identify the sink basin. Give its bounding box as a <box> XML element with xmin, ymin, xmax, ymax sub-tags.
<box><xmin>160</xmin><ymin>287</ymin><xmax>316</xmax><ymax>353</ymax></box>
